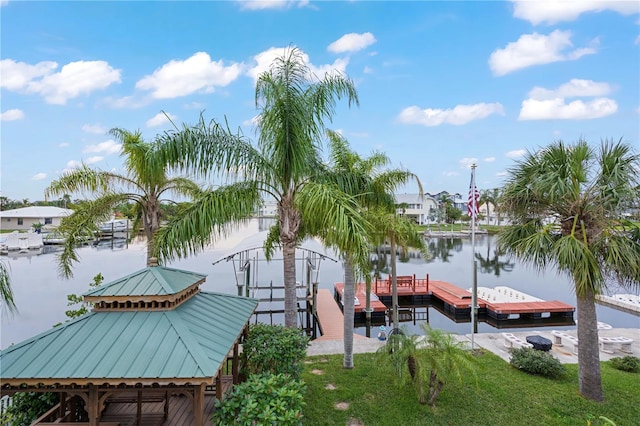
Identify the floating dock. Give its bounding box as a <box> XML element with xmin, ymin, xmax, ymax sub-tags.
<box><xmin>313</xmin><ymin>289</ymin><xmax>367</xmax><ymax>341</ymax></box>
<box><xmin>596</xmin><ymin>294</ymin><xmax>640</xmax><ymax>316</ymax></box>
<box><xmin>334</xmin><ymin>274</ymin><xmax>575</xmax><ymax>323</ymax></box>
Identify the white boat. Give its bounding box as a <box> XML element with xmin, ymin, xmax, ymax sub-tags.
<box><xmin>1</xmin><ymin>232</ymin><xmax>43</xmax><ymax>252</ymax></box>
<box><xmin>43</xmin><ymin>231</ymin><xmax>66</xmax><ymax>245</ymax></box>
<box><xmin>98</xmin><ymin>219</ymin><xmax>129</xmax><ymax>233</ymax></box>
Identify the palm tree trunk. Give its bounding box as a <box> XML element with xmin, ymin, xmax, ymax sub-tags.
<box><xmin>576</xmin><ymin>289</ymin><xmax>604</xmax><ymax>401</ymax></box>
<box><xmin>343</xmin><ymin>258</ymin><xmax>356</xmax><ymax>368</ymax></box>
<box><xmin>390</xmin><ymin>235</ymin><xmax>399</xmax><ymax>330</ymax></box>
<box><xmin>283</xmin><ymin>242</ymin><xmax>298</xmax><ymax>327</ymax></box>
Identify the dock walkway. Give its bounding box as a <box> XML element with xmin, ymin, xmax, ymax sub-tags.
<box><xmin>314</xmin><ymin>289</ymin><xmax>366</xmax><ymax>341</ymax></box>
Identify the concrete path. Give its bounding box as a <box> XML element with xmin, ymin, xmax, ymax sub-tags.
<box><xmin>307</xmin><ymin>328</ymin><xmax>640</xmax><ymax>363</ymax></box>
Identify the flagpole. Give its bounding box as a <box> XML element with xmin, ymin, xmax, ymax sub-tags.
<box><xmin>470</xmin><ymin>164</ymin><xmax>478</xmax><ymax>349</ymax></box>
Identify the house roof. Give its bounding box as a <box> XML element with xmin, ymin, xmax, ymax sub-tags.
<box><xmin>0</xmin><ymin>206</ymin><xmax>74</xmax><ymax>218</ymax></box>
<box><xmin>84</xmin><ymin>266</ymin><xmax>206</xmax><ymax>298</ymax></box>
<box><xmin>0</xmin><ymin>291</ymin><xmax>258</xmax><ymax>387</ymax></box>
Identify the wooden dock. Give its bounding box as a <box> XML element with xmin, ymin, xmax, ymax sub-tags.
<box><xmin>333</xmin><ymin>275</ymin><xmax>575</xmax><ymax>323</ymax></box>
<box><xmin>314</xmin><ymin>289</ymin><xmax>366</xmax><ymax>341</ymax></box>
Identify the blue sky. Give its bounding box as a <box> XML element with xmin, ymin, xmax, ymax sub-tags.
<box><xmin>1</xmin><ymin>0</ymin><xmax>639</xmax><ymax>202</ymax></box>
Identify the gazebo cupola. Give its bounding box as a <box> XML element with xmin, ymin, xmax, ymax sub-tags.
<box><xmin>83</xmin><ymin>259</ymin><xmax>205</xmax><ymax>312</ymax></box>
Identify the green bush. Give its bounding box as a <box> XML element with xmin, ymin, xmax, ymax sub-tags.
<box><xmin>242</xmin><ymin>323</ymin><xmax>309</xmax><ymax>379</ymax></box>
<box><xmin>212</xmin><ymin>373</ymin><xmax>306</xmax><ymax>426</ymax></box>
<box><xmin>509</xmin><ymin>347</ymin><xmax>566</xmax><ymax>378</ymax></box>
<box><xmin>609</xmin><ymin>356</ymin><xmax>640</xmax><ymax>373</ymax></box>
<box><xmin>1</xmin><ymin>392</ymin><xmax>57</xmax><ymax>426</ymax></box>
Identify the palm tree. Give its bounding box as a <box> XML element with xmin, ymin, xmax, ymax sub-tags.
<box><xmin>498</xmin><ymin>138</ymin><xmax>640</xmax><ymax>401</ymax></box>
<box><xmin>45</xmin><ymin>128</ymin><xmax>204</xmax><ymax>277</ymax></box>
<box><xmin>0</xmin><ymin>260</ymin><xmax>17</xmax><ymax>314</ymax></box>
<box><xmin>479</xmin><ymin>188</ymin><xmax>500</xmax><ymax>226</ymax></box>
<box><xmin>367</xmin><ymin>208</ymin><xmax>427</xmax><ymax>331</ymax></box>
<box><xmin>154</xmin><ymin>47</ymin><xmax>363</xmax><ymax>328</ymax></box>
<box><xmin>324</xmin><ymin>130</ymin><xmax>422</xmax><ymax>368</ymax></box>
<box><xmin>377</xmin><ymin>323</ymin><xmax>477</xmax><ymax>406</ymax></box>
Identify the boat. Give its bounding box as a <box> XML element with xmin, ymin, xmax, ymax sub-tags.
<box><xmin>1</xmin><ymin>232</ymin><xmax>44</xmax><ymax>252</ymax></box>
<box><xmin>43</xmin><ymin>231</ymin><xmax>67</xmax><ymax>245</ymax></box>
<box><xmin>98</xmin><ymin>219</ymin><xmax>129</xmax><ymax>234</ymax></box>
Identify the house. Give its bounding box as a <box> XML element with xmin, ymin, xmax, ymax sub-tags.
<box><xmin>394</xmin><ymin>193</ymin><xmax>439</xmax><ymax>225</ymax></box>
<box><xmin>0</xmin><ymin>262</ymin><xmax>259</xmax><ymax>425</ymax></box>
<box><xmin>0</xmin><ymin>206</ymin><xmax>73</xmax><ymax>231</ymax></box>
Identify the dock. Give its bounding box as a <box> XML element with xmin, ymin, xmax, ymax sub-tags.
<box><xmin>333</xmin><ymin>275</ymin><xmax>575</xmax><ymax>324</ymax></box>
<box><xmin>314</xmin><ymin>289</ymin><xmax>367</xmax><ymax>341</ymax></box>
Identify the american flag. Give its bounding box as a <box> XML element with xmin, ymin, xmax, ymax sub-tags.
<box><xmin>468</xmin><ymin>175</ymin><xmax>479</xmax><ymax>220</ymax></box>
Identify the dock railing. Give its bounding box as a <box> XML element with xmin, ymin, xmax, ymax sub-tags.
<box><xmin>373</xmin><ymin>274</ymin><xmax>429</xmax><ymax>295</ymax></box>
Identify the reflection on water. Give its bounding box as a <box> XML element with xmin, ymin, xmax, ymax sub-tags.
<box><xmin>1</xmin><ymin>220</ymin><xmax>638</xmax><ymax>348</ymax></box>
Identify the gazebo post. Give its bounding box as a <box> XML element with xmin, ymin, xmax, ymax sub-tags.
<box><xmin>59</xmin><ymin>392</ymin><xmax>66</xmax><ymax>419</ymax></box>
<box><xmin>232</xmin><ymin>341</ymin><xmax>239</xmax><ymax>383</ymax></box>
<box><xmin>88</xmin><ymin>385</ymin><xmax>99</xmax><ymax>426</ymax></box>
<box><xmin>193</xmin><ymin>384</ymin><xmax>205</xmax><ymax>425</ymax></box>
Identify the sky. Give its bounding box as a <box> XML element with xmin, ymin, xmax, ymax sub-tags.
<box><xmin>1</xmin><ymin>0</ymin><xmax>639</xmax><ymax>202</ymax></box>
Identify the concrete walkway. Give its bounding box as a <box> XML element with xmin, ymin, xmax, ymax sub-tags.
<box><xmin>307</xmin><ymin>328</ymin><xmax>640</xmax><ymax>363</ymax></box>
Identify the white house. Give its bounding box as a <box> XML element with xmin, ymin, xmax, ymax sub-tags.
<box><xmin>394</xmin><ymin>193</ymin><xmax>439</xmax><ymax>225</ymax></box>
<box><xmin>0</xmin><ymin>206</ymin><xmax>74</xmax><ymax>231</ymax></box>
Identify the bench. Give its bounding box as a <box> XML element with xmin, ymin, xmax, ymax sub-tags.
<box><xmin>502</xmin><ymin>333</ymin><xmax>533</xmax><ymax>349</ymax></box>
<box><xmin>551</xmin><ymin>330</ymin><xmax>579</xmax><ymax>354</ymax></box>
<box><xmin>599</xmin><ymin>336</ymin><xmax>634</xmax><ymax>354</ymax></box>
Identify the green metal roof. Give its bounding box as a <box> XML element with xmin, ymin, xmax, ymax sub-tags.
<box><xmin>84</xmin><ymin>266</ymin><xmax>206</xmax><ymax>298</ymax></box>
<box><xmin>0</xmin><ymin>291</ymin><xmax>258</xmax><ymax>386</ymax></box>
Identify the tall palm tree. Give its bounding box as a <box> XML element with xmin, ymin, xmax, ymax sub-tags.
<box><xmin>154</xmin><ymin>47</ymin><xmax>364</xmax><ymax>328</ymax></box>
<box><xmin>0</xmin><ymin>260</ymin><xmax>17</xmax><ymax>314</ymax></box>
<box><xmin>498</xmin><ymin>138</ymin><xmax>640</xmax><ymax>402</ymax></box>
<box><xmin>479</xmin><ymin>188</ymin><xmax>500</xmax><ymax>226</ymax></box>
<box><xmin>45</xmin><ymin>128</ymin><xmax>204</xmax><ymax>277</ymax></box>
<box><xmin>324</xmin><ymin>130</ymin><xmax>422</xmax><ymax>368</ymax></box>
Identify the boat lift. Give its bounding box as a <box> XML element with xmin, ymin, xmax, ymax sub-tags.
<box><xmin>212</xmin><ymin>231</ymin><xmax>339</xmax><ymax>337</ymax></box>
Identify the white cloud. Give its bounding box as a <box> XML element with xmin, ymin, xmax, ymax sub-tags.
<box><xmin>184</xmin><ymin>101</ymin><xmax>204</xmax><ymax>109</ymax></box>
<box><xmin>1</xmin><ymin>59</ymin><xmax>122</xmax><ymax>104</ymax></box>
<box><xmin>237</xmin><ymin>0</ymin><xmax>309</xmax><ymax>10</ymax></box>
<box><xmin>635</xmin><ymin>35</ymin><xmax>640</xmax><ymax>45</ymax></box>
<box><xmin>496</xmin><ymin>171</ymin><xmax>508</xmax><ymax>177</ymax></box>
<box><xmin>0</xmin><ymin>59</ymin><xmax>57</xmax><ymax>90</ymax></box>
<box><xmin>136</xmin><ymin>52</ymin><xmax>242</xmax><ymax>99</ymax></box>
<box><xmin>519</xmin><ymin>79</ymin><xmax>618</xmax><ymax>120</ymax></box>
<box><xmin>363</xmin><ymin>66</ymin><xmax>373</xmax><ymax>74</ymax></box>
<box><xmin>328</xmin><ymin>32</ymin><xmax>377</xmax><ymax>54</ymax></box>
<box><xmin>397</xmin><ymin>102</ymin><xmax>504</xmax><ymax>126</ymax></box>
<box><xmin>459</xmin><ymin>158</ymin><xmax>479</xmax><ymax>169</ymax></box>
<box><xmin>506</xmin><ymin>149</ymin><xmax>526</xmax><ymax>159</ymax></box>
<box><xmin>0</xmin><ymin>109</ymin><xmax>25</xmax><ymax>121</ymax></box>
<box><xmin>58</xmin><ymin>142</ymin><xmax>70</xmax><ymax>148</ymax></box>
<box><xmin>1</xmin><ymin>1</ymin><xmax>9</xmax><ymax>7</ymax></box>
<box><xmin>519</xmin><ymin>98</ymin><xmax>617</xmax><ymax>120</ymax></box>
<box><xmin>85</xmin><ymin>156</ymin><xmax>103</xmax><ymax>164</ymax></box>
<box><xmin>527</xmin><ymin>79</ymin><xmax>612</xmax><ymax>100</ymax></box>
<box><xmin>83</xmin><ymin>139</ymin><xmax>122</xmax><ymax>155</ymax></box>
<box><xmin>484</xmin><ymin>157</ymin><xmax>496</xmax><ymax>163</ymax></box>
<box><xmin>64</xmin><ymin>160</ymin><xmax>83</xmax><ymax>172</ymax></box>
<box><xmin>247</xmin><ymin>47</ymin><xmax>349</xmax><ymax>83</ymax></box>
<box><xmin>443</xmin><ymin>171</ymin><xmax>459</xmax><ymax>177</ymax></box>
<box><xmin>31</xmin><ymin>173</ymin><xmax>47</xmax><ymax>181</ymax></box>
<box><xmin>242</xmin><ymin>115</ymin><xmax>261</xmax><ymax>127</ymax></box>
<box><xmin>489</xmin><ymin>30</ymin><xmax>597</xmax><ymax>76</ymax></box>
<box><xmin>511</xmin><ymin>0</ymin><xmax>639</xmax><ymax>25</ymax></box>
<box><xmin>146</xmin><ymin>112</ymin><xmax>176</xmax><ymax>128</ymax></box>
<box><xmin>82</xmin><ymin>124</ymin><xmax>106</xmax><ymax>134</ymax></box>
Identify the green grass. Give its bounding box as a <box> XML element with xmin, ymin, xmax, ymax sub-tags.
<box><xmin>302</xmin><ymin>351</ymin><xmax>638</xmax><ymax>426</ymax></box>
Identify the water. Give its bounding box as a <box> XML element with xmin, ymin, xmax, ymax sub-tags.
<box><xmin>1</xmin><ymin>220</ymin><xmax>638</xmax><ymax>349</ymax></box>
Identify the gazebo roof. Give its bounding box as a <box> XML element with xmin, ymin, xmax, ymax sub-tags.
<box><xmin>84</xmin><ymin>266</ymin><xmax>206</xmax><ymax>298</ymax></box>
<box><xmin>1</xmin><ymin>289</ymin><xmax>258</xmax><ymax>388</ymax></box>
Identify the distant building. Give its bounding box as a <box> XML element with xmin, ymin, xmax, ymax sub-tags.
<box><xmin>394</xmin><ymin>193</ymin><xmax>439</xmax><ymax>225</ymax></box>
<box><xmin>0</xmin><ymin>206</ymin><xmax>73</xmax><ymax>231</ymax></box>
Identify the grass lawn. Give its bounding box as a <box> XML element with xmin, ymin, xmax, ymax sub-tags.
<box><xmin>302</xmin><ymin>351</ymin><xmax>638</xmax><ymax>426</ymax></box>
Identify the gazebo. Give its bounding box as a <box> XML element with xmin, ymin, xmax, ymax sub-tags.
<box><xmin>0</xmin><ymin>263</ymin><xmax>258</xmax><ymax>425</ymax></box>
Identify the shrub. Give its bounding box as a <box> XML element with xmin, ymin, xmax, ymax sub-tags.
<box><xmin>509</xmin><ymin>347</ymin><xmax>566</xmax><ymax>378</ymax></box>
<box><xmin>609</xmin><ymin>356</ymin><xmax>640</xmax><ymax>373</ymax></box>
<box><xmin>242</xmin><ymin>323</ymin><xmax>309</xmax><ymax>379</ymax></box>
<box><xmin>1</xmin><ymin>392</ymin><xmax>57</xmax><ymax>426</ymax></box>
<box><xmin>212</xmin><ymin>373</ymin><xmax>306</xmax><ymax>426</ymax></box>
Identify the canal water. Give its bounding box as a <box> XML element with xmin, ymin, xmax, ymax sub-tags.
<box><xmin>2</xmin><ymin>218</ymin><xmax>638</xmax><ymax>349</ymax></box>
